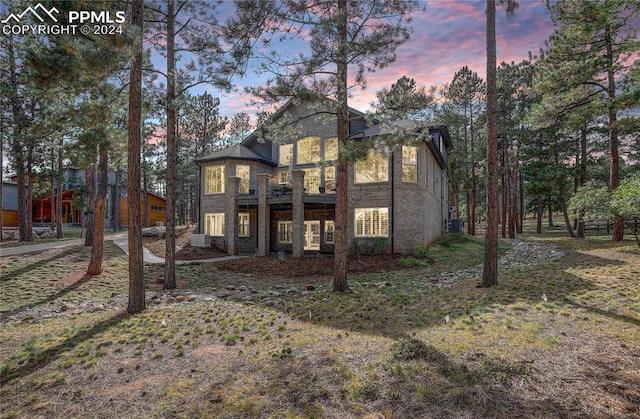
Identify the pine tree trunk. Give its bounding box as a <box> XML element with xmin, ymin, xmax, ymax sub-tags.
<box><xmin>26</xmin><ymin>144</ymin><xmax>34</xmax><ymax>241</ymax></box>
<box><xmin>332</xmin><ymin>0</ymin><xmax>349</xmax><ymax>293</ymax></box>
<box><xmin>576</xmin><ymin>126</ymin><xmax>587</xmax><ymax>238</ymax></box>
<box><xmin>56</xmin><ymin>145</ymin><xmax>63</xmax><ymax>238</ymax></box>
<box><xmin>560</xmin><ymin>197</ymin><xmax>575</xmax><ymax>239</ymax></box>
<box><xmin>113</xmin><ymin>168</ymin><xmax>120</xmax><ymax>232</ymax></box>
<box><xmin>465</xmin><ymin>191</ymin><xmax>472</xmax><ymax>235</ymax></box>
<box><xmin>470</xmin><ymin>106</ymin><xmax>476</xmax><ymax>236</ymax></box>
<box><xmin>88</xmin><ymin>146</ymin><xmax>108</xmax><ymax>275</ymax></box>
<box><xmin>127</xmin><ymin>0</ymin><xmax>146</xmax><ymax>314</ymax></box>
<box><xmin>16</xmin><ymin>154</ymin><xmax>28</xmax><ymax>241</ymax></box>
<box><xmin>604</xmin><ymin>25</ymin><xmax>623</xmax><ymax>241</ymax></box>
<box><xmin>84</xmin><ymin>160</ymin><xmax>97</xmax><ymax>246</ymax></box>
<box><xmin>510</xmin><ymin>169</ymin><xmax>518</xmax><ymax>238</ymax></box>
<box><xmin>536</xmin><ymin>194</ymin><xmax>543</xmax><ymax>234</ymax></box>
<box><xmin>482</xmin><ymin>0</ymin><xmax>498</xmax><ymax>287</ymax></box>
<box><xmin>471</xmin><ymin>164</ymin><xmax>477</xmax><ymax>236</ymax></box>
<box><xmin>164</xmin><ymin>0</ymin><xmax>177</xmax><ymax>290</ymax></box>
<box><xmin>8</xmin><ymin>34</ymin><xmax>29</xmax><ymax>242</ymax></box>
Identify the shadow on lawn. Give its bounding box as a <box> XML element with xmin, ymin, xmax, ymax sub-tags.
<box><xmin>0</xmin><ymin>273</ymin><xmax>99</xmax><ymax>322</ymax></box>
<box><xmin>563</xmin><ymin>298</ymin><xmax>640</xmax><ymax>327</ymax></box>
<box><xmin>0</xmin><ymin>247</ymin><xmax>80</xmax><ymax>282</ymax></box>
<box><xmin>0</xmin><ymin>311</ymin><xmax>130</xmax><ymax>384</ymax></box>
<box><xmin>233</xmin><ymin>247</ymin><xmax>624</xmax><ymax>340</ymax></box>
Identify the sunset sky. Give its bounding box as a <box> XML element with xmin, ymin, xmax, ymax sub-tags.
<box><xmin>204</xmin><ymin>0</ymin><xmax>556</xmax><ymax>120</ymax></box>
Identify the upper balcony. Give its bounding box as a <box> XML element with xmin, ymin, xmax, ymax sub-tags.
<box><xmin>235</xmin><ymin>184</ymin><xmax>336</xmax><ymax>206</ymax></box>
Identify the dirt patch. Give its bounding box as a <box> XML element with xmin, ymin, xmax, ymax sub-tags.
<box><xmin>192</xmin><ymin>345</ymin><xmax>227</xmax><ymax>357</ymax></box>
<box><xmin>213</xmin><ymin>254</ymin><xmax>403</xmax><ymax>277</ymax></box>
<box><xmin>105</xmin><ymin>374</ymin><xmax>171</xmax><ymax>396</ymax></box>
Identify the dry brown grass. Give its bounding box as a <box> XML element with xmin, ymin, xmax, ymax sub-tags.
<box><xmin>1</xmin><ymin>221</ymin><xmax>639</xmax><ymax>418</ymax></box>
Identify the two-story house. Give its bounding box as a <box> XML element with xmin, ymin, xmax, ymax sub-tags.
<box><xmin>195</xmin><ymin>99</ymin><xmax>453</xmax><ymax>256</ymax></box>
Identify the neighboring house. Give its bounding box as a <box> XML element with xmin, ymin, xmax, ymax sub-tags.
<box><xmin>1</xmin><ymin>181</ymin><xmax>20</xmax><ymax>227</ymax></box>
<box><xmin>10</xmin><ymin>168</ymin><xmax>166</xmax><ymax>228</ymax></box>
<box><xmin>195</xmin><ymin>99</ymin><xmax>453</xmax><ymax>256</ymax></box>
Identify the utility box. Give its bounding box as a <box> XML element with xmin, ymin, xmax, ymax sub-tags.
<box><xmin>449</xmin><ymin>219</ymin><xmax>462</xmax><ymax>234</ymax></box>
<box><xmin>190</xmin><ymin>234</ymin><xmax>211</xmax><ymax>248</ymax></box>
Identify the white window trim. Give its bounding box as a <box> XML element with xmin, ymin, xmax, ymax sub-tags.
<box><xmin>279</xmin><ymin>144</ymin><xmax>293</xmax><ymax>166</ymax></box>
<box><xmin>205</xmin><ymin>165</ymin><xmax>225</xmax><ymax>194</ymax></box>
<box><xmin>402</xmin><ymin>145</ymin><xmax>417</xmax><ymax>183</ymax></box>
<box><xmin>277</xmin><ymin>221</ymin><xmax>292</xmax><ymax>243</ymax></box>
<box><xmin>325</xmin><ymin>220</ymin><xmax>335</xmax><ymax>244</ymax></box>
<box><xmin>205</xmin><ymin>213</ymin><xmax>225</xmax><ymax>236</ymax></box>
<box><xmin>238</xmin><ymin>212</ymin><xmax>250</xmax><ymax>237</ymax></box>
<box><xmin>354</xmin><ymin>208</ymin><xmax>389</xmax><ymax>238</ymax></box>
<box><xmin>354</xmin><ymin>150</ymin><xmax>389</xmax><ymax>184</ymax></box>
<box><xmin>297</xmin><ymin>136</ymin><xmax>321</xmax><ymax>165</ymax></box>
<box><xmin>236</xmin><ymin>164</ymin><xmax>250</xmax><ymax>194</ymax></box>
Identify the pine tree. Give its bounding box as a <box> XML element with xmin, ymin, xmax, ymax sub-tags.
<box><xmin>482</xmin><ymin>0</ymin><xmax>519</xmax><ymax>288</ymax></box>
<box><xmin>128</xmin><ymin>0</ymin><xmax>146</xmax><ymax>314</ymax></box>
<box><xmin>447</xmin><ymin>67</ymin><xmax>485</xmax><ymax>236</ymax></box>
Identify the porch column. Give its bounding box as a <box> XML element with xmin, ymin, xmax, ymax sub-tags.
<box><xmin>291</xmin><ymin>170</ymin><xmax>305</xmax><ymax>257</ymax></box>
<box><xmin>225</xmin><ymin>176</ymin><xmax>240</xmax><ymax>256</ymax></box>
<box><xmin>257</xmin><ymin>173</ymin><xmax>271</xmax><ymax>256</ymax></box>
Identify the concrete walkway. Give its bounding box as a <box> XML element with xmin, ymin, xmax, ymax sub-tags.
<box><xmin>111</xmin><ymin>237</ymin><xmax>245</xmax><ymax>264</ymax></box>
<box><xmin>0</xmin><ymin>231</ymin><xmax>245</xmax><ymax>264</ymax></box>
<box><xmin>0</xmin><ymin>232</ymin><xmax>127</xmax><ymax>257</ymax></box>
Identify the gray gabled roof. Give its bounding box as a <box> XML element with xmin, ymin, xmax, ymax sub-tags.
<box><xmin>351</xmin><ymin>119</ymin><xmax>453</xmax><ymax>151</ymax></box>
<box><xmin>241</xmin><ymin>97</ymin><xmax>367</xmax><ymax>146</ymax></box>
<box><xmin>194</xmin><ymin>144</ymin><xmax>277</xmax><ymax>166</ymax></box>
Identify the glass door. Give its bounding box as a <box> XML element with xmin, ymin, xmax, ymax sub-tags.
<box><xmin>304</xmin><ymin>221</ymin><xmax>321</xmax><ymax>250</ymax></box>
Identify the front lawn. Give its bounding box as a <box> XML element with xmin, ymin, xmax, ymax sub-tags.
<box><xmin>1</xmin><ymin>226</ymin><xmax>639</xmax><ymax>418</ymax></box>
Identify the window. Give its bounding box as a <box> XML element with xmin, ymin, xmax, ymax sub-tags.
<box><xmin>297</xmin><ymin>136</ymin><xmax>321</xmax><ymax>164</ymax></box>
<box><xmin>278</xmin><ymin>171</ymin><xmax>290</xmax><ymax>186</ymax></box>
<box><xmin>402</xmin><ymin>146</ymin><xmax>417</xmax><ymax>182</ymax></box>
<box><xmin>303</xmin><ymin>168</ymin><xmax>321</xmax><ymax>194</ymax></box>
<box><xmin>238</xmin><ymin>213</ymin><xmax>249</xmax><ymax>237</ymax></box>
<box><xmin>236</xmin><ymin>165</ymin><xmax>250</xmax><ymax>194</ymax></box>
<box><xmin>277</xmin><ymin>221</ymin><xmax>292</xmax><ymax>243</ymax></box>
<box><xmin>325</xmin><ymin>221</ymin><xmax>335</xmax><ymax>244</ymax></box>
<box><xmin>279</xmin><ymin>144</ymin><xmax>293</xmax><ymax>166</ymax></box>
<box><xmin>324</xmin><ymin>166</ymin><xmax>335</xmax><ymax>192</ymax></box>
<box><xmin>355</xmin><ymin>208</ymin><xmax>389</xmax><ymax>237</ymax></box>
<box><xmin>205</xmin><ymin>213</ymin><xmax>225</xmax><ymax>236</ymax></box>
<box><xmin>325</xmin><ymin>137</ymin><xmax>338</xmax><ymax>161</ymax></box>
<box><xmin>205</xmin><ymin>166</ymin><xmax>224</xmax><ymax>194</ymax></box>
<box><xmin>355</xmin><ymin>151</ymin><xmax>388</xmax><ymax>183</ymax></box>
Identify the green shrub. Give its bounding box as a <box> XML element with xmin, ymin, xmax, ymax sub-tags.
<box><xmin>411</xmin><ymin>246</ymin><xmax>433</xmax><ymax>258</ymax></box>
<box><xmin>349</xmin><ymin>238</ymin><xmax>389</xmax><ymax>256</ymax></box>
<box><xmin>399</xmin><ymin>257</ymin><xmax>427</xmax><ymax>268</ymax></box>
